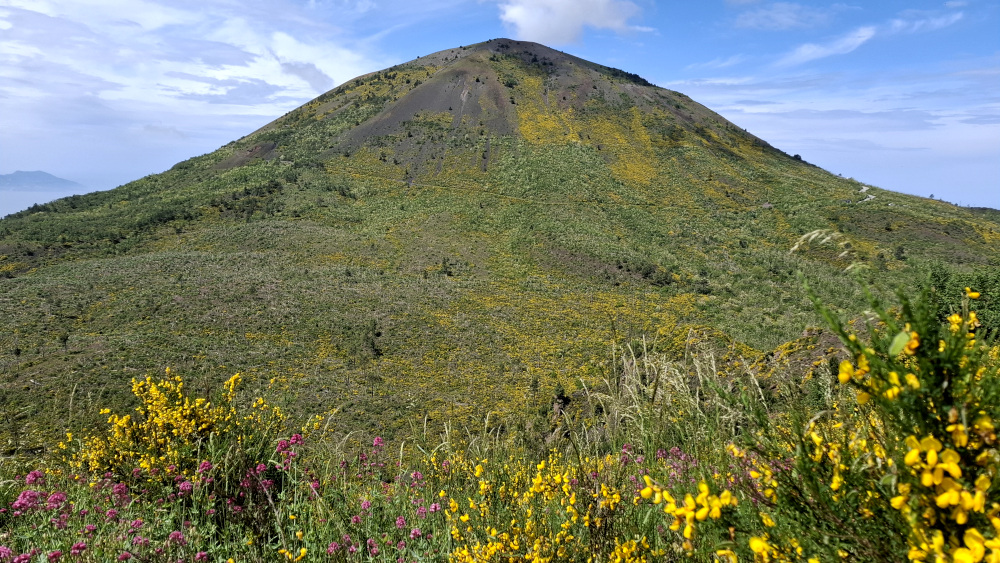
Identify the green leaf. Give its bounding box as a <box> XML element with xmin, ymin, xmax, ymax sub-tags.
<box><xmin>888</xmin><ymin>331</ymin><xmax>910</xmax><ymax>356</ymax></box>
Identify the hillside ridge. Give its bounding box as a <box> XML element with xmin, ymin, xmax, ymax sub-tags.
<box><xmin>0</xmin><ymin>38</ymin><xmax>998</xmax><ymax>444</ymax></box>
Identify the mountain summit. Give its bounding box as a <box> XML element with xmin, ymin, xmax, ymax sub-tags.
<box><xmin>1</xmin><ymin>39</ymin><xmax>998</xmax><ymax>439</ymax></box>
<box><xmin>243</xmin><ymin>38</ymin><xmax>783</xmax><ymax>185</ymax></box>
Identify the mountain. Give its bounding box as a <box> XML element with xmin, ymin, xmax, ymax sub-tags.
<box><xmin>0</xmin><ymin>171</ymin><xmax>90</xmax><ymax>219</ymax></box>
<box><xmin>1</xmin><ymin>39</ymin><xmax>998</xmax><ymax>444</ymax></box>
<box><xmin>0</xmin><ymin>170</ymin><xmax>86</xmax><ymax>191</ymax></box>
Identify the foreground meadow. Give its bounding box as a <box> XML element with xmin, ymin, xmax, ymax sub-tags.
<box><xmin>1</xmin><ymin>286</ymin><xmax>997</xmax><ymax>562</ymax></box>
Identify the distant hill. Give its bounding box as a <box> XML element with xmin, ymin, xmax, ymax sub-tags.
<box><xmin>0</xmin><ymin>170</ymin><xmax>86</xmax><ymax>191</ymax></box>
<box><xmin>1</xmin><ymin>38</ymin><xmax>998</xmax><ymax>444</ymax></box>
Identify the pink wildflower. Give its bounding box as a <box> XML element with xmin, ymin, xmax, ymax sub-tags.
<box><xmin>45</xmin><ymin>492</ymin><xmax>67</xmax><ymax>511</ymax></box>
<box><xmin>11</xmin><ymin>490</ymin><xmax>41</xmax><ymax>511</ymax></box>
<box><xmin>167</xmin><ymin>531</ymin><xmax>186</xmax><ymax>546</ymax></box>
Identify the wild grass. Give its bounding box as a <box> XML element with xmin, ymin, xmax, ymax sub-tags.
<box><xmin>2</xmin><ymin>286</ymin><xmax>996</xmax><ymax>562</ymax></box>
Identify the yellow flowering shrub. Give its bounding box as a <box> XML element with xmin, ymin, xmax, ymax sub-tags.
<box><xmin>444</xmin><ymin>451</ymin><xmax>666</xmax><ymax>562</ymax></box>
<box><xmin>713</xmin><ymin>286</ymin><xmax>999</xmax><ymax>561</ymax></box>
<box><xmin>71</xmin><ymin>369</ymin><xmax>284</xmax><ymax>480</ymax></box>
<box><xmin>845</xmin><ymin>288</ymin><xmax>1000</xmax><ymax>563</ymax></box>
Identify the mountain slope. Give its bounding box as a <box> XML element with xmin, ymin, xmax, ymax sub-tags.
<box><xmin>1</xmin><ymin>39</ymin><xmax>998</xmax><ymax>444</ymax></box>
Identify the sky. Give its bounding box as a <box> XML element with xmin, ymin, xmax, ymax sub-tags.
<box><xmin>1</xmin><ymin>0</ymin><xmax>998</xmax><ymax>216</ymax></box>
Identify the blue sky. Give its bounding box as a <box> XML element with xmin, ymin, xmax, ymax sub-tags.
<box><xmin>1</xmin><ymin>0</ymin><xmax>998</xmax><ymax>216</ymax></box>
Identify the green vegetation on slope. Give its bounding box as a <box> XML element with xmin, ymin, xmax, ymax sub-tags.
<box><xmin>1</xmin><ymin>39</ymin><xmax>998</xmax><ymax>449</ymax></box>
<box><xmin>0</xmin><ymin>287</ymin><xmax>996</xmax><ymax>562</ymax></box>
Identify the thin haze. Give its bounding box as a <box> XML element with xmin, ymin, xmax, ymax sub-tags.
<box><xmin>1</xmin><ymin>0</ymin><xmax>998</xmax><ymax>215</ymax></box>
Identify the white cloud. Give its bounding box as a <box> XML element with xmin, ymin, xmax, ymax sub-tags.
<box><xmin>0</xmin><ymin>0</ymin><xmax>58</xmax><ymax>17</ymax></box>
<box><xmin>888</xmin><ymin>11</ymin><xmax>963</xmax><ymax>34</ymax></box>
<box><xmin>0</xmin><ymin>0</ymin><xmax>393</xmax><ymax>199</ymax></box>
<box><xmin>664</xmin><ymin>56</ymin><xmax>1000</xmax><ymax>207</ymax></box>
<box><xmin>686</xmin><ymin>54</ymin><xmax>748</xmax><ymax>70</ymax></box>
<box><xmin>735</xmin><ymin>2</ymin><xmax>831</xmax><ymax>30</ymax></box>
<box><xmin>774</xmin><ymin>9</ymin><xmax>964</xmax><ymax>67</ymax></box>
<box><xmin>497</xmin><ymin>0</ymin><xmax>644</xmax><ymax>44</ymax></box>
<box><xmin>6</xmin><ymin>0</ymin><xmax>200</xmax><ymax>30</ymax></box>
<box><xmin>0</xmin><ymin>2</ymin><xmax>383</xmax><ymax>117</ymax></box>
<box><xmin>775</xmin><ymin>26</ymin><xmax>875</xmax><ymax>66</ymax></box>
